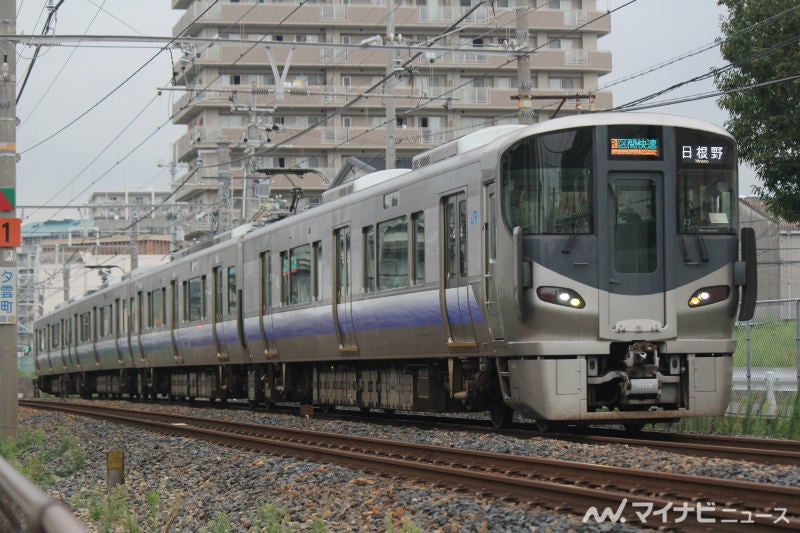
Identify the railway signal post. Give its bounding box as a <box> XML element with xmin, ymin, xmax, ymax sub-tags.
<box><xmin>0</xmin><ymin>0</ymin><xmax>17</xmax><ymax>439</ymax></box>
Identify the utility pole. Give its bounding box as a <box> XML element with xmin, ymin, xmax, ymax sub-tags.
<box><xmin>130</xmin><ymin>215</ymin><xmax>139</xmax><ymax>271</ymax></box>
<box><xmin>0</xmin><ymin>0</ymin><xmax>18</xmax><ymax>439</ymax></box>
<box><xmin>515</xmin><ymin>0</ymin><xmax>534</xmax><ymax>125</ymax></box>
<box><xmin>385</xmin><ymin>0</ymin><xmax>396</xmax><ymax>170</ymax></box>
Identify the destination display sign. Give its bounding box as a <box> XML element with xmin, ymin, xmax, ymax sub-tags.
<box><xmin>677</xmin><ymin>128</ymin><xmax>734</xmax><ymax>167</ymax></box>
<box><xmin>608</xmin><ymin>125</ymin><xmax>663</xmax><ymax>160</ymax></box>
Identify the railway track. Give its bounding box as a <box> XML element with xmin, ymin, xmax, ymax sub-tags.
<box><xmin>21</xmin><ymin>399</ymin><xmax>800</xmax><ymax>531</ymax></box>
<box><xmin>553</xmin><ymin>428</ymin><xmax>800</xmax><ymax>467</ymax></box>
<box><xmin>271</xmin><ymin>406</ymin><xmax>800</xmax><ymax>466</ymax></box>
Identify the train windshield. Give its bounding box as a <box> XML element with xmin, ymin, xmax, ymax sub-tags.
<box><xmin>676</xmin><ymin>128</ymin><xmax>737</xmax><ymax>234</ymax></box>
<box><xmin>501</xmin><ymin>127</ymin><xmax>593</xmax><ymax>235</ymax></box>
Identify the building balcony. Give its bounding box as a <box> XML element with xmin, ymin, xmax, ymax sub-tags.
<box><xmin>173</xmin><ymin>3</ymin><xmax>610</xmax><ymax>38</ymax></box>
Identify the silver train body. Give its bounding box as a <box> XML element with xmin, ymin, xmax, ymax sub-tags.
<box><xmin>34</xmin><ymin>112</ymin><xmax>757</xmax><ymax>428</ymax></box>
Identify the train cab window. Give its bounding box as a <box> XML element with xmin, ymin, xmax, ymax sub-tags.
<box><xmin>412</xmin><ymin>211</ymin><xmax>425</xmax><ymax>285</ymax></box>
<box><xmin>185</xmin><ymin>276</ymin><xmax>206</xmax><ymax>322</ymax></box>
<box><xmin>363</xmin><ymin>226</ymin><xmax>376</xmax><ymax>293</ymax></box>
<box><xmin>377</xmin><ymin>215</ymin><xmax>408</xmax><ymax>291</ymax></box>
<box><xmin>676</xmin><ymin>128</ymin><xmax>737</xmax><ymax>234</ymax></box>
<box><xmin>227</xmin><ymin>267</ymin><xmax>237</xmax><ymax>315</ymax></box>
<box><xmin>501</xmin><ymin>127</ymin><xmax>593</xmax><ymax>234</ymax></box>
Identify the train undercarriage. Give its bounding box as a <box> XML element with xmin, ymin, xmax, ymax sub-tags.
<box><xmin>35</xmin><ymin>341</ymin><xmax>731</xmax><ymax>430</ymax></box>
<box><xmin>35</xmin><ymin>357</ymin><xmax>514</xmax><ymax>427</ymax></box>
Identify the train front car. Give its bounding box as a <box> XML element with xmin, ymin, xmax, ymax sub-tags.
<box><xmin>491</xmin><ymin>113</ymin><xmax>756</xmax><ymax>429</ymax></box>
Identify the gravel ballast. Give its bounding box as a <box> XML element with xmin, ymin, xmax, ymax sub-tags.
<box><xmin>16</xmin><ymin>403</ymin><xmax>800</xmax><ymax>532</ymax></box>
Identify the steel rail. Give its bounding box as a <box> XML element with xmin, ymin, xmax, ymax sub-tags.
<box><xmin>21</xmin><ymin>399</ymin><xmax>800</xmax><ymax>531</ymax></box>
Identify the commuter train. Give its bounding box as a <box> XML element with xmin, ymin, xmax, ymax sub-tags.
<box><xmin>34</xmin><ymin>112</ymin><xmax>757</xmax><ymax>430</ymax></box>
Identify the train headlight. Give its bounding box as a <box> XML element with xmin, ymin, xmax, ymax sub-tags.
<box><xmin>688</xmin><ymin>285</ymin><xmax>730</xmax><ymax>308</ymax></box>
<box><xmin>537</xmin><ymin>286</ymin><xmax>585</xmax><ymax>309</ymax></box>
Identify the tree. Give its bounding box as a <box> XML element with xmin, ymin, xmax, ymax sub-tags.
<box><xmin>715</xmin><ymin>0</ymin><xmax>800</xmax><ymax>221</ymax></box>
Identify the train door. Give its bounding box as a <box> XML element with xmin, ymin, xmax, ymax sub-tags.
<box><xmin>170</xmin><ymin>281</ymin><xmax>182</xmax><ymax>363</ymax></box>
<box><xmin>259</xmin><ymin>251</ymin><xmax>278</xmax><ymax>356</ymax></box>
<box><xmin>70</xmin><ymin>314</ymin><xmax>78</xmax><ymax>369</ymax></box>
<box><xmin>135</xmin><ymin>291</ymin><xmax>148</xmax><ymax>365</ymax></box>
<box><xmin>483</xmin><ymin>182</ymin><xmax>504</xmax><ymax>340</ymax></box>
<box><xmin>333</xmin><ymin>226</ymin><xmax>358</xmax><ymax>352</ymax></box>
<box><xmin>441</xmin><ymin>192</ymin><xmax>477</xmax><ymax>347</ymax></box>
<box><xmin>125</xmin><ymin>298</ymin><xmax>136</xmax><ymax>366</ymax></box>
<box><xmin>602</xmin><ymin>173</ymin><xmax>666</xmax><ymax>331</ymax></box>
<box><xmin>114</xmin><ymin>299</ymin><xmax>123</xmax><ymax>366</ymax></box>
<box><xmin>212</xmin><ymin>266</ymin><xmax>228</xmax><ymax>361</ymax></box>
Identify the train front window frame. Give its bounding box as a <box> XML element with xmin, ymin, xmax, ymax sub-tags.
<box><xmin>676</xmin><ymin>128</ymin><xmax>737</xmax><ymax>235</ymax></box>
<box><xmin>501</xmin><ymin>126</ymin><xmax>594</xmax><ymax>235</ymax></box>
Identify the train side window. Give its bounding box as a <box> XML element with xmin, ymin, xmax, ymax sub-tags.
<box><xmin>114</xmin><ymin>300</ymin><xmax>120</xmax><ymax>339</ymax></box>
<box><xmin>290</xmin><ymin>244</ymin><xmax>312</xmax><ymax>305</ymax></box>
<box><xmin>51</xmin><ymin>322</ymin><xmax>60</xmax><ymax>348</ymax></box>
<box><xmin>313</xmin><ymin>241</ymin><xmax>323</xmax><ymax>301</ymax></box>
<box><xmin>259</xmin><ymin>251</ymin><xmax>271</xmax><ymax>313</ymax></box>
<box><xmin>149</xmin><ymin>289</ymin><xmax>165</xmax><ymax>328</ymax></box>
<box><xmin>79</xmin><ymin>312</ymin><xmax>91</xmax><ymax>342</ymax></box>
<box><xmin>147</xmin><ymin>292</ymin><xmax>153</xmax><ymax>329</ymax></box>
<box><xmin>280</xmin><ymin>251</ymin><xmax>290</xmax><ymax>306</ymax></box>
<box><xmin>122</xmin><ymin>300</ymin><xmax>128</xmax><ymax>335</ymax></box>
<box><xmin>137</xmin><ymin>292</ymin><xmax>144</xmax><ymax>334</ymax></box>
<box><xmin>378</xmin><ymin>215</ymin><xmax>408</xmax><ymax>291</ymax></box>
<box><xmin>412</xmin><ymin>211</ymin><xmax>425</xmax><ymax>285</ymax></box>
<box><xmin>227</xmin><ymin>266</ymin><xmax>237</xmax><ymax>315</ymax></box>
<box><xmin>363</xmin><ymin>226</ymin><xmax>375</xmax><ymax>292</ymax></box>
<box><xmin>130</xmin><ymin>297</ymin><xmax>138</xmax><ymax>334</ymax></box>
<box><xmin>458</xmin><ymin>201</ymin><xmax>467</xmax><ymax>278</ymax></box>
<box><xmin>186</xmin><ymin>276</ymin><xmax>206</xmax><ymax>322</ymax></box>
<box><xmin>100</xmin><ymin>305</ymin><xmax>111</xmax><ymax>338</ymax></box>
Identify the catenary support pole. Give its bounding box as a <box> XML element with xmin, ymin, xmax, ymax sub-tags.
<box><xmin>0</xmin><ymin>0</ymin><xmax>18</xmax><ymax>439</ymax></box>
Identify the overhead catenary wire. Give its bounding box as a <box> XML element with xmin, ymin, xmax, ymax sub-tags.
<box><xmin>19</xmin><ymin>0</ymin><xmax>221</xmax><ymax>156</ymax></box>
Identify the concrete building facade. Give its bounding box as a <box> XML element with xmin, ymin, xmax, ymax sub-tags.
<box><xmin>167</xmin><ymin>0</ymin><xmax>612</xmax><ymax>235</ymax></box>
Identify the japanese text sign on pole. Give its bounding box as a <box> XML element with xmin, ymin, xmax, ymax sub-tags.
<box><xmin>0</xmin><ymin>268</ymin><xmax>16</xmax><ymax>324</ymax></box>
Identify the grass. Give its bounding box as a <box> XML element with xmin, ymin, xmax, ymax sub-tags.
<box><xmin>0</xmin><ymin>427</ymin><xmax>85</xmax><ymax>486</ymax></box>
<box><xmin>733</xmin><ymin>317</ymin><xmax>800</xmax><ymax>367</ymax></box>
<box><xmin>668</xmin><ymin>392</ymin><xmax>800</xmax><ymax>440</ymax></box>
<box><xmin>3</xmin><ymin>423</ymin><xmax>420</xmax><ymax>532</ymax></box>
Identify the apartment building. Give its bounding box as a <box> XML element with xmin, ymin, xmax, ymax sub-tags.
<box><xmin>168</xmin><ymin>0</ymin><xmax>612</xmax><ymax>235</ymax></box>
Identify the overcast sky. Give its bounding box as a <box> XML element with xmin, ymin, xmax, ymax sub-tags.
<box><xmin>14</xmin><ymin>0</ymin><xmax>755</xmax><ymax>224</ymax></box>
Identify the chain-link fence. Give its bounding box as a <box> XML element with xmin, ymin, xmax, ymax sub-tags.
<box><xmin>732</xmin><ymin>299</ymin><xmax>800</xmax><ymax>417</ymax></box>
